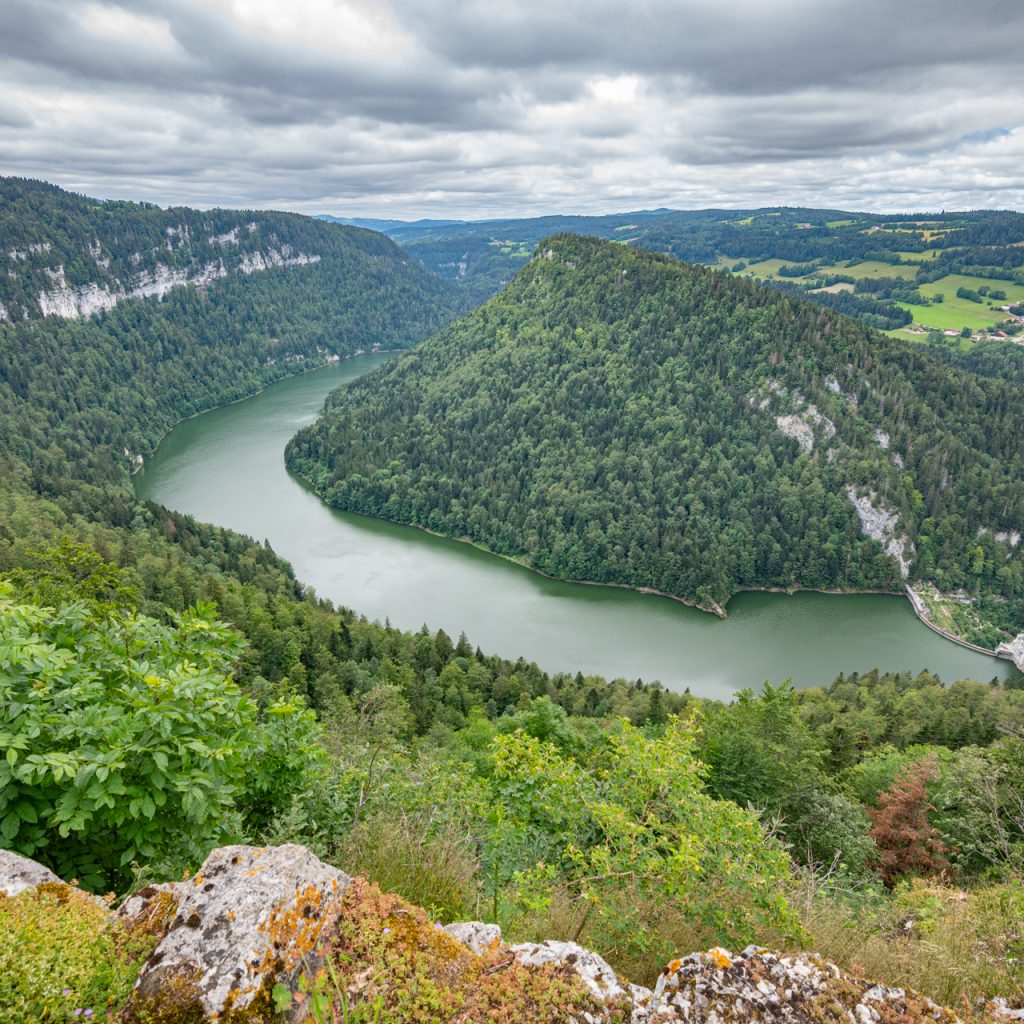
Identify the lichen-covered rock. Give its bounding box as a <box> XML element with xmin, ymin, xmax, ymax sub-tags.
<box><xmin>123</xmin><ymin>844</ymin><xmax>351</xmax><ymax>1022</ymax></box>
<box><xmin>512</xmin><ymin>939</ymin><xmax>652</xmax><ymax>1020</ymax></box>
<box><xmin>991</xmin><ymin>996</ymin><xmax>1024</xmax><ymax>1021</ymax></box>
<box><xmin>643</xmin><ymin>946</ymin><xmax>961</xmax><ymax>1023</ymax></box>
<box><xmin>0</xmin><ymin>848</ymin><xmax>62</xmax><ymax>897</ymax></box>
<box><xmin>115</xmin><ymin>881</ymin><xmax>186</xmax><ymax>943</ymax></box>
<box><xmin>444</xmin><ymin>919</ymin><xmax>502</xmax><ymax>955</ymax></box>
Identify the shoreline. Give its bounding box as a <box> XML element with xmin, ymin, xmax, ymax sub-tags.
<box><xmin>903</xmin><ymin>585</ymin><xmax>1003</xmax><ymax>660</ymax></box>
<box><xmin>131</xmin><ymin>349</ymin><xmax>396</xmax><ymax>479</ymax></box>
<box><xmin>282</xmin><ymin>474</ymin><xmax>730</xmax><ymax>617</ymax></box>
<box><xmin>149</xmin><ymin>365</ymin><xmax>1015</xmax><ymax>676</ymax></box>
<box><xmin>289</xmin><ymin>472</ymin><xmax>1012</xmax><ymax>664</ymax></box>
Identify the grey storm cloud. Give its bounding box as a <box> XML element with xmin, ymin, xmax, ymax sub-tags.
<box><xmin>0</xmin><ymin>0</ymin><xmax>1021</xmax><ymax>216</ymax></box>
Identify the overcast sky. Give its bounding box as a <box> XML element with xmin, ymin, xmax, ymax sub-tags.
<box><xmin>1</xmin><ymin>0</ymin><xmax>1022</xmax><ymax>219</ymax></box>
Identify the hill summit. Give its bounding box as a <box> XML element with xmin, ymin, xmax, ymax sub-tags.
<box><xmin>287</xmin><ymin>234</ymin><xmax>1023</xmax><ymax>642</ymax></box>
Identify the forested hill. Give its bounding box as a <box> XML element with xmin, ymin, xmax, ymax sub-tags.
<box><xmin>0</xmin><ymin>178</ymin><xmax>463</xmax><ymax>490</ymax></box>
<box><xmin>287</xmin><ymin>233</ymin><xmax>1024</xmax><ymax>645</ymax></box>
<box><xmin>0</xmin><ymin>177</ymin><xmax>465</xmax><ymax>323</ymax></box>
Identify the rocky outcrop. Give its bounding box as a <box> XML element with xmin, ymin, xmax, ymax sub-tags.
<box><xmin>511</xmin><ymin>938</ymin><xmax>652</xmax><ymax>1015</ymax></box>
<box><xmin>0</xmin><ymin>848</ymin><xmax>62</xmax><ymax>896</ymax></box>
<box><xmin>775</xmin><ymin>413</ymin><xmax>816</xmax><ymax>453</ymax></box>
<box><xmin>124</xmin><ymin>844</ymin><xmax>351</xmax><ymax>1021</ymax></box>
<box><xmin>0</xmin><ymin>844</ymin><xmax>979</xmax><ymax>1023</ymax></box>
<box><xmin>239</xmin><ymin>247</ymin><xmax>320</xmax><ymax>274</ymax></box>
<box><xmin>443</xmin><ymin>919</ymin><xmax>502</xmax><ymax>955</ymax></box>
<box><xmin>33</xmin><ymin>249</ymin><xmax>319</xmax><ymax>320</ymax></box>
<box><xmin>847</xmin><ymin>486</ymin><xmax>915</xmax><ymax>579</ymax></box>
<box><xmin>996</xmin><ymin>633</ymin><xmax>1024</xmax><ymax>672</ymax></box>
<box><xmin>642</xmin><ymin>946</ymin><xmax>961</xmax><ymax>1022</ymax></box>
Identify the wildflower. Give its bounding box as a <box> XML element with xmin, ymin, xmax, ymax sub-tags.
<box><xmin>84</xmin><ymin>1012</ymin><xmax>94</xmax><ymax>1018</ymax></box>
<box><xmin>63</xmin><ymin>989</ymin><xmax>72</xmax><ymax>996</ymax></box>
<box><xmin>434</xmin><ymin>923</ymin><xmax>443</xmax><ymax>931</ymax></box>
<box><xmin>382</xmin><ymin>927</ymin><xmax>391</xmax><ymax>935</ymax></box>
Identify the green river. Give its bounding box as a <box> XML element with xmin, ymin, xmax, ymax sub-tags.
<box><xmin>135</xmin><ymin>354</ymin><xmax>1020</xmax><ymax>700</ymax></box>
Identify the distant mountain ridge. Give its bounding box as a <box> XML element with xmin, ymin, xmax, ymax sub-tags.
<box><xmin>0</xmin><ymin>177</ymin><xmax>463</xmax><ymax>484</ymax></box>
<box><xmin>0</xmin><ymin>178</ymin><xmax>459</xmax><ymax>323</ymax></box>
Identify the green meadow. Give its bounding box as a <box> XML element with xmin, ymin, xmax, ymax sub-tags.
<box><xmin>897</xmin><ymin>274</ymin><xmax>1024</xmax><ymax>331</ymax></box>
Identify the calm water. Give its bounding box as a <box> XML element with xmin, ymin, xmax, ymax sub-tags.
<box><xmin>135</xmin><ymin>355</ymin><xmax>1019</xmax><ymax>699</ymax></box>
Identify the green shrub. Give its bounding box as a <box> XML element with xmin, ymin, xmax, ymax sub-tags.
<box><xmin>0</xmin><ymin>585</ymin><xmax>323</xmax><ymax>890</ymax></box>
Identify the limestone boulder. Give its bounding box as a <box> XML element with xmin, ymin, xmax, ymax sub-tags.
<box><xmin>443</xmin><ymin>919</ymin><xmax>502</xmax><ymax>955</ymax></box>
<box><xmin>642</xmin><ymin>945</ymin><xmax>961</xmax><ymax>1023</ymax></box>
<box><xmin>0</xmin><ymin>848</ymin><xmax>62</xmax><ymax>897</ymax></box>
<box><xmin>122</xmin><ymin>844</ymin><xmax>351</xmax><ymax>1022</ymax></box>
<box><xmin>512</xmin><ymin>938</ymin><xmax>653</xmax><ymax>1021</ymax></box>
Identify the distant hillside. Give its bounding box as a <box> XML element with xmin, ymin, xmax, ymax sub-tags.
<box><xmin>287</xmin><ymin>234</ymin><xmax>1024</xmax><ymax>646</ymax></box>
<box><xmin>0</xmin><ymin>177</ymin><xmax>463</xmax><ymax>486</ymax></box>
<box><xmin>388</xmin><ymin>206</ymin><xmax>1024</xmax><ymax>364</ymax></box>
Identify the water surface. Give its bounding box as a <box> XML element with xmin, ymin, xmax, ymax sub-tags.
<box><xmin>135</xmin><ymin>356</ymin><xmax>1019</xmax><ymax>699</ymax></box>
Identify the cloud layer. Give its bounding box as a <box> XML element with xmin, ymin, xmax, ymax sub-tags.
<box><xmin>1</xmin><ymin>0</ymin><xmax>1022</xmax><ymax>217</ymax></box>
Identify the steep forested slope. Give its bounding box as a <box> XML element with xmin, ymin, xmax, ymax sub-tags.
<box><xmin>287</xmin><ymin>234</ymin><xmax>1024</xmax><ymax>642</ymax></box>
<box><xmin>0</xmin><ymin>178</ymin><xmax>464</xmax><ymax>490</ymax></box>
<box><xmin>0</xmin><ymin>182</ymin><xmax>676</xmax><ymax>757</ymax></box>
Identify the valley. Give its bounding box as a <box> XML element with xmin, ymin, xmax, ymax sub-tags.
<box><xmin>135</xmin><ymin>355</ymin><xmax>1018</xmax><ymax>697</ymax></box>
<box><xmin>288</xmin><ymin>234</ymin><xmax>1024</xmax><ymax>658</ymax></box>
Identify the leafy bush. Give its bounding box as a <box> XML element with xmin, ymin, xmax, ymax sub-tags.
<box><xmin>0</xmin><ymin>585</ymin><xmax>321</xmax><ymax>890</ymax></box>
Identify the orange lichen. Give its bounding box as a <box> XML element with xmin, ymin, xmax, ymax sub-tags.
<box><xmin>707</xmin><ymin>948</ymin><xmax>733</xmax><ymax>970</ymax></box>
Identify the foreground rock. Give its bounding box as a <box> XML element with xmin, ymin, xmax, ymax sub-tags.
<box><xmin>510</xmin><ymin>938</ymin><xmax>653</xmax><ymax>1018</ymax></box>
<box><xmin>642</xmin><ymin>946</ymin><xmax>960</xmax><ymax>1023</ymax></box>
<box><xmin>123</xmin><ymin>844</ymin><xmax>351</xmax><ymax>1022</ymax></box>
<box><xmin>1</xmin><ymin>844</ymin><xmax>981</xmax><ymax>1022</ymax></box>
<box><xmin>443</xmin><ymin>919</ymin><xmax>502</xmax><ymax>955</ymax></box>
<box><xmin>0</xmin><ymin>848</ymin><xmax>62</xmax><ymax>897</ymax></box>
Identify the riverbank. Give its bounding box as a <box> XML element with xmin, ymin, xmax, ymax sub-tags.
<box><xmin>291</xmin><ymin>475</ymin><xmax>1024</xmax><ymax>682</ymax></box>
<box><xmin>138</xmin><ymin>360</ymin><xmax>1017</xmax><ymax>694</ymax></box>
<box><xmin>131</xmin><ymin>348</ymin><xmax>396</xmax><ymax>477</ymax></box>
<box><xmin>904</xmin><ymin>584</ymin><xmax>1012</xmax><ymax>660</ymax></box>
<box><xmin>282</xmin><ymin>476</ymin><xmax>732</xmax><ymax>617</ymax></box>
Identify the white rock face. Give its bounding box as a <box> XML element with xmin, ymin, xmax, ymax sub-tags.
<box><xmin>804</xmin><ymin>403</ymin><xmax>836</xmax><ymax>439</ymax></box>
<box><xmin>776</xmin><ymin>414</ymin><xmax>816</xmax><ymax>453</ymax></box>
<box><xmin>847</xmin><ymin>487</ymin><xmax>915</xmax><ymax>579</ymax></box>
<box><xmin>37</xmin><ymin>280</ymin><xmax>121</xmax><ymax>318</ymax></box>
<box><xmin>764</xmin><ymin>381</ymin><xmax>835</xmax><ymax>453</ymax></box>
<box><xmin>824</xmin><ymin>373</ymin><xmax>858</xmax><ymax>409</ymax></box>
<box><xmin>979</xmin><ymin>526</ymin><xmax>1022</xmax><ymax>549</ymax></box>
<box><xmin>208</xmin><ymin>227</ymin><xmax>240</xmax><ymax>246</ymax></box>
<box><xmin>125</xmin><ymin>844</ymin><xmax>351</xmax><ymax>1020</ymax></box>
<box><xmin>0</xmin><ymin>848</ymin><xmax>62</xmax><ymax>897</ymax></box>
<box><xmin>444</xmin><ymin>920</ymin><xmax>502</xmax><ymax>955</ymax></box>
<box><xmin>239</xmin><ymin>248</ymin><xmax>320</xmax><ymax>274</ymax></box>
<box><xmin>0</xmin><ymin>302</ymin><xmax>8</xmax><ymax>321</ymax></box>
<box><xmin>874</xmin><ymin>428</ymin><xmax>891</xmax><ymax>450</ymax></box>
<box><xmin>34</xmin><ymin>249</ymin><xmax>316</xmax><ymax>320</ymax></box>
<box><xmin>996</xmin><ymin>633</ymin><xmax>1024</xmax><ymax>672</ymax></box>
<box><xmin>512</xmin><ymin>939</ymin><xmax>650</xmax><ymax>1013</ymax></box>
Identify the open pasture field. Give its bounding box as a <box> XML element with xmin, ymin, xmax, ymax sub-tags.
<box><xmin>897</xmin><ymin>274</ymin><xmax>1024</xmax><ymax>331</ymax></box>
<box><xmin>914</xmin><ymin>274</ymin><xmax>1024</xmax><ymax>327</ymax></box>
<box><xmin>814</xmin><ymin>259</ymin><xmax>918</xmax><ymax>279</ymax></box>
<box><xmin>733</xmin><ymin>257</ymin><xmax>797</xmax><ymax>278</ymax></box>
